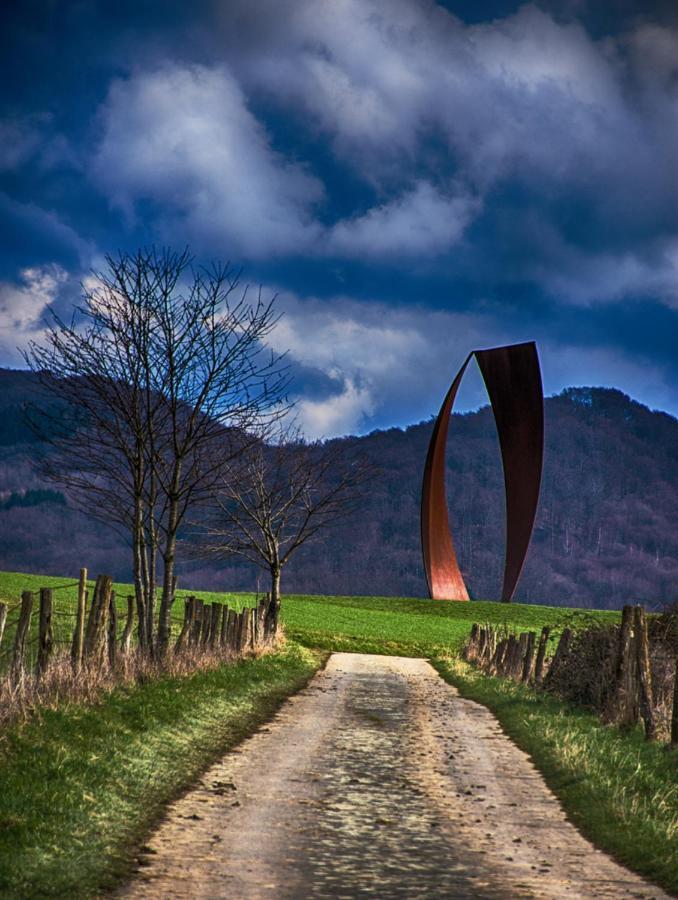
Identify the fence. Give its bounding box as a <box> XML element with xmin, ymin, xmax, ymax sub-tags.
<box><xmin>0</xmin><ymin>568</ymin><xmax>279</xmax><ymax>691</ymax></box>
<box><xmin>462</xmin><ymin>605</ymin><xmax>678</xmax><ymax>746</ymax></box>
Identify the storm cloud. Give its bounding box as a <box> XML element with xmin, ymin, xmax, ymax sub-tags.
<box><xmin>1</xmin><ymin>0</ymin><xmax>676</xmax><ymax>435</ymax></box>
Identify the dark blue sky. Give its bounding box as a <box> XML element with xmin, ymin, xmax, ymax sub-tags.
<box><xmin>1</xmin><ymin>0</ymin><xmax>677</xmax><ymax>436</ymax></box>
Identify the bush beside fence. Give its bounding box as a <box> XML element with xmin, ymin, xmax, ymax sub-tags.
<box><xmin>462</xmin><ymin>605</ymin><xmax>678</xmax><ymax>746</ymax></box>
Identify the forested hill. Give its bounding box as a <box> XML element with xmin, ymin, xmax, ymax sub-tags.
<box><xmin>1</xmin><ymin>367</ymin><xmax>676</xmax><ymax>610</ymax></box>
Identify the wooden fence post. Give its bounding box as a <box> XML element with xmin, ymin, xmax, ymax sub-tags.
<box><xmin>11</xmin><ymin>591</ymin><xmax>34</xmax><ymax>683</ymax></box>
<box><xmin>0</xmin><ymin>602</ymin><xmax>7</xmax><ymax>652</ymax></box>
<box><xmin>190</xmin><ymin>599</ymin><xmax>203</xmax><ymax>646</ymax></box>
<box><xmin>108</xmin><ymin>592</ymin><xmax>118</xmax><ymax>669</ymax></box>
<box><xmin>83</xmin><ymin>575</ymin><xmax>112</xmax><ymax>664</ymax></box>
<box><xmin>543</xmin><ymin>628</ymin><xmax>572</xmax><ymax>688</ymax></box>
<box><xmin>467</xmin><ymin>624</ymin><xmax>480</xmax><ymax>661</ymax></box>
<box><xmin>200</xmin><ymin>604</ymin><xmax>212</xmax><ymax>645</ymax></box>
<box><xmin>634</xmin><ymin>606</ymin><xmax>657</xmax><ymax>741</ymax></box>
<box><xmin>534</xmin><ymin>626</ymin><xmax>550</xmax><ymax>683</ymax></box>
<box><xmin>484</xmin><ymin>626</ymin><xmax>496</xmax><ymax>667</ymax></box>
<box><xmin>521</xmin><ymin>631</ymin><xmax>536</xmax><ymax>683</ymax></box>
<box><xmin>71</xmin><ymin>567</ymin><xmax>88</xmax><ymax>672</ymax></box>
<box><xmin>210</xmin><ymin>604</ymin><xmax>222</xmax><ymax>649</ymax></box>
<box><xmin>492</xmin><ymin>638</ymin><xmax>508</xmax><ymax>676</ymax></box>
<box><xmin>239</xmin><ymin>608</ymin><xmax>251</xmax><ymax>652</ymax></box>
<box><xmin>502</xmin><ymin>634</ymin><xmax>518</xmax><ymax>677</ymax></box>
<box><xmin>608</xmin><ymin>605</ymin><xmax>637</xmax><ymax>726</ymax></box>
<box><xmin>227</xmin><ymin>609</ymin><xmax>238</xmax><ymax>649</ymax></box>
<box><xmin>220</xmin><ymin>605</ymin><xmax>230</xmax><ymax>648</ymax></box>
<box><xmin>513</xmin><ymin>633</ymin><xmax>529</xmax><ymax>680</ymax></box>
<box><xmin>234</xmin><ymin>610</ymin><xmax>242</xmax><ymax>652</ymax></box>
<box><xmin>120</xmin><ymin>596</ymin><xmax>135</xmax><ymax>655</ymax></box>
<box><xmin>35</xmin><ymin>588</ymin><xmax>54</xmax><ymax>679</ymax></box>
<box><xmin>478</xmin><ymin>627</ymin><xmax>488</xmax><ymax>662</ymax></box>
<box><xmin>175</xmin><ymin>597</ymin><xmax>193</xmax><ymax>652</ymax></box>
<box><xmin>257</xmin><ymin>600</ymin><xmax>267</xmax><ymax>644</ymax></box>
<box><xmin>249</xmin><ymin>607</ymin><xmax>257</xmax><ymax>650</ymax></box>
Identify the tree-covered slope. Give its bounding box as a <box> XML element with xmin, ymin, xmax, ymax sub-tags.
<box><xmin>1</xmin><ymin>368</ymin><xmax>676</xmax><ymax>608</ymax></box>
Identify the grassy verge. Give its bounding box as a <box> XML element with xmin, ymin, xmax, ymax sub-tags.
<box><xmin>0</xmin><ymin>641</ymin><xmax>326</xmax><ymax>899</ymax></box>
<box><xmin>434</xmin><ymin>657</ymin><xmax>678</xmax><ymax>896</ymax></box>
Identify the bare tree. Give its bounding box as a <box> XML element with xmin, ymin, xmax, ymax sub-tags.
<box><xmin>194</xmin><ymin>424</ymin><xmax>373</xmax><ymax>625</ymax></box>
<box><xmin>24</xmin><ymin>248</ymin><xmax>287</xmax><ymax>655</ymax></box>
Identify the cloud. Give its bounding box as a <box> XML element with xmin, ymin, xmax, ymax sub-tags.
<box><xmin>90</xmin><ymin>62</ymin><xmax>482</xmax><ymax>261</ymax></box>
<box><xmin>78</xmin><ymin>4</ymin><xmax>678</xmax><ymax>290</ymax></box>
<box><xmin>0</xmin><ymin>265</ymin><xmax>68</xmax><ymax>363</ymax></box>
<box><xmin>326</xmin><ymin>182</ymin><xmax>480</xmax><ymax>258</ymax></box>
<box><xmin>511</xmin><ymin>217</ymin><xmax>678</xmax><ymax>307</ymax></box>
<box><xmin>215</xmin><ymin>1</ymin><xmax>678</xmax><ymax>300</ymax></box>
<box><xmin>225</xmin><ymin>1</ymin><xmax>630</xmax><ymax>182</ymax></box>
<box><xmin>267</xmin><ymin>292</ymin><xmax>502</xmax><ymax>437</ymax></box>
<box><xmin>90</xmin><ymin>64</ymin><xmax>324</xmax><ymax>257</ymax></box>
<box><xmin>294</xmin><ymin>378</ymin><xmax>375</xmax><ymax>439</ymax></box>
<box><xmin>267</xmin><ymin>290</ymin><xmax>678</xmax><ymax>437</ymax></box>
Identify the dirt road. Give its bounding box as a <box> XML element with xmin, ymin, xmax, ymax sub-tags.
<box><xmin>121</xmin><ymin>653</ymin><xmax>669</xmax><ymax>899</ymax></box>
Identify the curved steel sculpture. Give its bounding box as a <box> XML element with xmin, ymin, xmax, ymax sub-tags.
<box><xmin>421</xmin><ymin>341</ymin><xmax>544</xmax><ymax>602</ymax></box>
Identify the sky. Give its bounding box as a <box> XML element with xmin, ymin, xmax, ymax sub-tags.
<box><xmin>1</xmin><ymin>0</ymin><xmax>677</xmax><ymax>438</ymax></box>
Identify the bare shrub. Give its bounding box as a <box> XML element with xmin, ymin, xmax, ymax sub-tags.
<box><xmin>543</xmin><ymin>625</ymin><xmax>618</xmax><ymax>711</ymax></box>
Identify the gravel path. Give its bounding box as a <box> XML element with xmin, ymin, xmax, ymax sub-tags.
<box><xmin>121</xmin><ymin>653</ymin><xmax>670</xmax><ymax>899</ymax></box>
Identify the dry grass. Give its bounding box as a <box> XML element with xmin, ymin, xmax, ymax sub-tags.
<box><xmin>0</xmin><ymin>637</ymin><xmax>282</xmax><ymax>730</ymax></box>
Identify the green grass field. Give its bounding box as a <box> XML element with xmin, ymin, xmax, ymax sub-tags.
<box><xmin>0</xmin><ymin>568</ymin><xmax>617</xmax><ymax>670</ymax></box>
<box><xmin>1</xmin><ymin>569</ymin><xmax>675</xmax><ymax>897</ymax></box>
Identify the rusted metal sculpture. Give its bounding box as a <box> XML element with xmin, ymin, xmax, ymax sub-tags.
<box><xmin>421</xmin><ymin>341</ymin><xmax>543</xmax><ymax>602</ymax></box>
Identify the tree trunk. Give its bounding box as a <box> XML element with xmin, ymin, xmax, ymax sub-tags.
<box><xmin>158</xmin><ymin>529</ymin><xmax>177</xmax><ymax>656</ymax></box>
<box><xmin>148</xmin><ymin>471</ymin><xmax>158</xmax><ymax>648</ymax></box>
<box><xmin>157</xmin><ymin>465</ymin><xmax>181</xmax><ymax>656</ymax></box>
<box><xmin>133</xmin><ymin>515</ymin><xmax>149</xmax><ymax>653</ymax></box>
<box><xmin>269</xmin><ymin>567</ymin><xmax>281</xmax><ymax>636</ymax></box>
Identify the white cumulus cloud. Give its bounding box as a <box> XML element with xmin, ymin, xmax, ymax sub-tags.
<box><xmin>0</xmin><ymin>265</ymin><xmax>68</xmax><ymax>363</ymax></box>
<box><xmin>327</xmin><ymin>182</ymin><xmax>480</xmax><ymax>258</ymax></box>
<box><xmin>91</xmin><ymin>64</ymin><xmax>324</xmax><ymax>257</ymax></box>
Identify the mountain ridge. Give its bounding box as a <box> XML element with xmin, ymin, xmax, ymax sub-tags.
<box><xmin>0</xmin><ymin>369</ymin><xmax>676</xmax><ymax>609</ymax></box>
